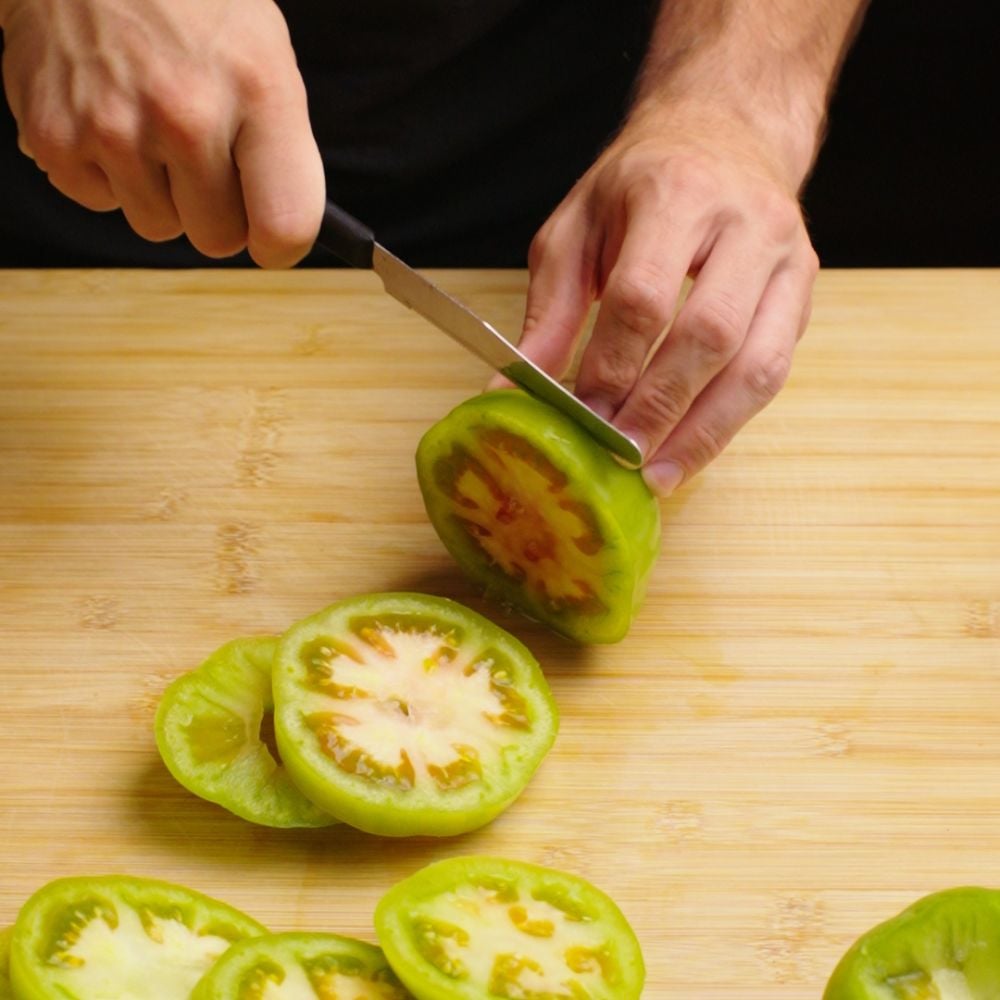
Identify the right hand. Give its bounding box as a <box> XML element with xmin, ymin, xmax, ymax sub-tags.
<box><xmin>0</xmin><ymin>0</ymin><xmax>324</xmax><ymax>266</ymax></box>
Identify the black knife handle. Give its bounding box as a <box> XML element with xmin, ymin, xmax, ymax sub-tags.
<box><xmin>317</xmin><ymin>200</ymin><xmax>375</xmax><ymax>269</ymax></box>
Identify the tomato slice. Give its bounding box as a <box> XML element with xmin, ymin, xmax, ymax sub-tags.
<box><xmin>374</xmin><ymin>856</ymin><xmax>645</xmax><ymax>1000</ymax></box>
<box><xmin>9</xmin><ymin>875</ymin><xmax>266</xmax><ymax>1000</ymax></box>
<box><xmin>273</xmin><ymin>593</ymin><xmax>559</xmax><ymax>837</ymax></box>
<box><xmin>155</xmin><ymin>636</ymin><xmax>337</xmax><ymax>829</ymax></box>
<box><xmin>823</xmin><ymin>887</ymin><xmax>1000</xmax><ymax>999</ymax></box>
<box><xmin>0</xmin><ymin>926</ymin><xmax>13</xmax><ymax>1000</ymax></box>
<box><xmin>191</xmin><ymin>931</ymin><xmax>414</xmax><ymax>999</ymax></box>
<box><xmin>416</xmin><ymin>390</ymin><xmax>661</xmax><ymax>644</ymax></box>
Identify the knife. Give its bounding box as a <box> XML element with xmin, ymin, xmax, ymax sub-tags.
<box><xmin>317</xmin><ymin>200</ymin><xmax>643</xmax><ymax>468</ymax></box>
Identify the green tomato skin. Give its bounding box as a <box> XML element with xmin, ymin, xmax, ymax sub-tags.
<box><xmin>0</xmin><ymin>926</ymin><xmax>13</xmax><ymax>1000</ymax></box>
<box><xmin>374</xmin><ymin>855</ymin><xmax>645</xmax><ymax>1000</ymax></box>
<box><xmin>10</xmin><ymin>874</ymin><xmax>266</xmax><ymax>1000</ymax></box>
<box><xmin>416</xmin><ymin>390</ymin><xmax>661</xmax><ymax>644</ymax></box>
<box><xmin>823</xmin><ymin>886</ymin><xmax>1000</xmax><ymax>999</ymax></box>
<box><xmin>190</xmin><ymin>931</ymin><xmax>413</xmax><ymax>999</ymax></box>
<box><xmin>154</xmin><ymin>636</ymin><xmax>337</xmax><ymax>829</ymax></box>
<box><xmin>273</xmin><ymin>593</ymin><xmax>559</xmax><ymax>838</ymax></box>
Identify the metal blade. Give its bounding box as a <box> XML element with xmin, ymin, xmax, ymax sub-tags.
<box><xmin>372</xmin><ymin>244</ymin><xmax>642</xmax><ymax>467</ymax></box>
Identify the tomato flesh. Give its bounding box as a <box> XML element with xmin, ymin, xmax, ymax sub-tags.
<box><xmin>417</xmin><ymin>390</ymin><xmax>660</xmax><ymax>643</ymax></box>
<box><xmin>375</xmin><ymin>857</ymin><xmax>645</xmax><ymax>1000</ymax></box>
<box><xmin>191</xmin><ymin>931</ymin><xmax>413</xmax><ymax>1000</ymax></box>
<box><xmin>824</xmin><ymin>887</ymin><xmax>1000</xmax><ymax>1000</ymax></box>
<box><xmin>274</xmin><ymin>593</ymin><xmax>558</xmax><ymax>837</ymax></box>
<box><xmin>155</xmin><ymin>636</ymin><xmax>337</xmax><ymax>829</ymax></box>
<box><xmin>9</xmin><ymin>875</ymin><xmax>265</xmax><ymax>1000</ymax></box>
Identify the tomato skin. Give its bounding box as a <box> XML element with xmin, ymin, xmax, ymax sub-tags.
<box><xmin>9</xmin><ymin>875</ymin><xmax>266</xmax><ymax>1000</ymax></box>
<box><xmin>823</xmin><ymin>887</ymin><xmax>1000</xmax><ymax>999</ymax></box>
<box><xmin>154</xmin><ymin>636</ymin><xmax>337</xmax><ymax>829</ymax></box>
<box><xmin>273</xmin><ymin>592</ymin><xmax>559</xmax><ymax>838</ymax></box>
<box><xmin>191</xmin><ymin>931</ymin><xmax>413</xmax><ymax>999</ymax></box>
<box><xmin>0</xmin><ymin>926</ymin><xmax>13</xmax><ymax>1000</ymax></box>
<box><xmin>374</xmin><ymin>855</ymin><xmax>645</xmax><ymax>1000</ymax></box>
<box><xmin>416</xmin><ymin>390</ymin><xmax>661</xmax><ymax>644</ymax></box>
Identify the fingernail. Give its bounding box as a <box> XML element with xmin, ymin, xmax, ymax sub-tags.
<box><xmin>643</xmin><ymin>460</ymin><xmax>685</xmax><ymax>497</ymax></box>
<box><xmin>580</xmin><ymin>394</ymin><xmax>615</xmax><ymax>421</ymax></box>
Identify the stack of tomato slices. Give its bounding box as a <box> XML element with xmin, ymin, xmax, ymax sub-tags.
<box><xmin>2</xmin><ymin>861</ymin><xmax>645</xmax><ymax>1000</ymax></box>
<box><xmin>155</xmin><ymin>592</ymin><xmax>559</xmax><ymax>838</ymax></box>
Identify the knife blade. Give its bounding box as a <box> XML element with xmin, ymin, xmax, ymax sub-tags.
<box><xmin>317</xmin><ymin>200</ymin><xmax>643</xmax><ymax>468</ymax></box>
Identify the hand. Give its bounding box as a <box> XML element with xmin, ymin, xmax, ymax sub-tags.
<box><xmin>0</xmin><ymin>0</ymin><xmax>324</xmax><ymax>266</ymax></box>
<box><xmin>516</xmin><ymin>99</ymin><xmax>819</xmax><ymax>496</ymax></box>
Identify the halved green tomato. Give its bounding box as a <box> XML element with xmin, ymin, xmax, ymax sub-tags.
<box><xmin>374</xmin><ymin>856</ymin><xmax>645</xmax><ymax>1000</ymax></box>
<box><xmin>191</xmin><ymin>931</ymin><xmax>413</xmax><ymax>999</ymax></box>
<box><xmin>824</xmin><ymin>887</ymin><xmax>1000</xmax><ymax>999</ymax></box>
<box><xmin>9</xmin><ymin>874</ymin><xmax>266</xmax><ymax>1000</ymax></box>
<box><xmin>273</xmin><ymin>593</ymin><xmax>558</xmax><ymax>837</ymax></box>
<box><xmin>0</xmin><ymin>926</ymin><xmax>13</xmax><ymax>1000</ymax></box>
<box><xmin>415</xmin><ymin>390</ymin><xmax>661</xmax><ymax>644</ymax></box>
<box><xmin>155</xmin><ymin>636</ymin><xmax>337</xmax><ymax>828</ymax></box>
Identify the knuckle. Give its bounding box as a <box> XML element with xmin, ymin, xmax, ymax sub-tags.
<box><xmin>586</xmin><ymin>340</ymin><xmax>643</xmax><ymax>397</ymax></box>
<box><xmin>191</xmin><ymin>229</ymin><xmax>248</xmax><ymax>259</ymax></box>
<box><xmin>637</xmin><ymin>372</ymin><xmax>691</xmax><ymax>430</ymax></box>
<box><xmin>745</xmin><ymin>350</ymin><xmax>793</xmax><ymax>404</ymax></box>
<box><xmin>153</xmin><ymin>91</ymin><xmax>219</xmax><ymax>154</ymax></box>
<box><xmin>605</xmin><ymin>268</ymin><xmax>672</xmax><ymax>339</ymax></box>
<box><xmin>663</xmin><ymin>151</ymin><xmax>719</xmax><ymax>204</ymax></box>
<box><xmin>128</xmin><ymin>215</ymin><xmax>183</xmax><ymax>244</ymax></box>
<box><xmin>758</xmin><ymin>188</ymin><xmax>802</xmax><ymax>244</ymax></box>
<box><xmin>248</xmin><ymin>208</ymin><xmax>317</xmax><ymax>267</ymax></box>
<box><xmin>680</xmin><ymin>295</ymin><xmax>744</xmax><ymax>362</ymax></box>
<box><xmin>686</xmin><ymin>419</ymin><xmax>731</xmax><ymax>467</ymax></box>
<box><xmin>527</xmin><ymin>225</ymin><xmax>551</xmax><ymax>273</ymax></box>
<box><xmin>21</xmin><ymin>116</ymin><xmax>75</xmax><ymax>169</ymax></box>
<box><xmin>85</xmin><ymin>104</ymin><xmax>139</xmax><ymax>160</ymax></box>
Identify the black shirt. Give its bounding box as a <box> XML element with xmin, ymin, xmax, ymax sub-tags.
<box><xmin>0</xmin><ymin>0</ymin><xmax>655</xmax><ymax>266</ymax></box>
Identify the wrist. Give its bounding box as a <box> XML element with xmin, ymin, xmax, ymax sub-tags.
<box><xmin>632</xmin><ymin>0</ymin><xmax>867</xmax><ymax>190</ymax></box>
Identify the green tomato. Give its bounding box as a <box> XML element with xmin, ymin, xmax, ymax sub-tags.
<box><xmin>273</xmin><ymin>592</ymin><xmax>559</xmax><ymax>837</ymax></box>
<box><xmin>0</xmin><ymin>926</ymin><xmax>13</xmax><ymax>1000</ymax></box>
<box><xmin>191</xmin><ymin>931</ymin><xmax>413</xmax><ymax>999</ymax></box>
<box><xmin>374</xmin><ymin>856</ymin><xmax>645</xmax><ymax>1000</ymax></box>
<box><xmin>824</xmin><ymin>887</ymin><xmax>1000</xmax><ymax>999</ymax></box>
<box><xmin>415</xmin><ymin>389</ymin><xmax>661</xmax><ymax>644</ymax></box>
<box><xmin>155</xmin><ymin>636</ymin><xmax>337</xmax><ymax>829</ymax></box>
<box><xmin>9</xmin><ymin>874</ymin><xmax>266</xmax><ymax>1000</ymax></box>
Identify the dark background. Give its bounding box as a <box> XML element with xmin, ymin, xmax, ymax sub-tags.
<box><xmin>0</xmin><ymin>0</ymin><xmax>994</xmax><ymax>268</ymax></box>
<box><xmin>801</xmin><ymin>0</ymin><xmax>996</xmax><ymax>267</ymax></box>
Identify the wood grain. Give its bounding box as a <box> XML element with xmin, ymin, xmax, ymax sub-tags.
<box><xmin>0</xmin><ymin>268</ymin><xmax>998</xmax><ymax>997</ymax></box>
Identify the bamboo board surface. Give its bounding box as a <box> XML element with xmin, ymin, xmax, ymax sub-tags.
<box><xmin>0</xmin><ymin>267</ymin><xmax>998</xmax><ymax>997</ymax></box>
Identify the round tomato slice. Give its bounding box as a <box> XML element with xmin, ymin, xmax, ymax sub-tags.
<box><xmin>273</xmin><ymin>593</ymin><xmax>559</xmax><ymax>837</ymax></box>
<box><xmin>375</xmin><ymin>856</ymin><xmax>645</xmax><ymax>1000</ymax></box>
<box><xmin>155</xmin><ymin>636</ymin><xmax>337</xmax><ymax>829</ymax></box>
<box><xmin>0</xmin><ymin>926</ymin><xmax>13</xmax><ymax>1000</ymax></box>
<box><xmin>823</xmin><ymin>887</ymin><xmax>1000</xmax><ymax>999</ymax></box>
<box><xmin>191</xmin><ymin>931</ymin><xmax>413</xmax><ymax>999</ymax></box>
<box><xmin>416</xmin><ymin>389</ymin><xmax>661</xmax><ymax>644</ymax></box>
<box><xmin>9</xmin><ymin>874</ymin><xmax>266</xmax><ymax>1000</ymax></box>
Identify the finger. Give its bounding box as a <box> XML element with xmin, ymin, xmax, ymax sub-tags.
<box><xmin>612</xmin><ymin>224</ymin><xmax>778</xmax><ymax>457</ymax></box>
<box><xmin>83</xmin><ymin>108</ymin><xmax>184</xmax><ymax>241</ymax></box>
<box><xmin>574</xmin><ymin>205</ymin><xmax>705</xmax><ymax>423</ymax></box>
<box><xmin>233</xmin><ymin>79</ymin><xmax>325</xmax><ymax>269</ymax></box>
<box><xmin>166</xmin><ymin>150</ymin><xmax>248</xmax><ymax>259</ymax></box>
<box><xmin>103</xmin><ymin>157</ymin><xmax>183</xmax><ymax>242</ymax></box>
<box><xmin>642</xmin><ymin>255</ymin><xmax>817</xmax><ymax>496</ymax></box>
<box><xmin>45</xmin><ymin>160</ymin><xmax>120</xmax><ymax>212</ymax></box>
<box><xmin>495</xmin><ymin>208</ymin><xmax>599</xmax><ymax>389</ymax></box>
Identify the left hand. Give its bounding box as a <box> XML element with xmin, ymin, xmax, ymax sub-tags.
<box><xmin>513</xmin><ymin>98</ymin><xmax>819</xmax><ymax>496</ymax></box>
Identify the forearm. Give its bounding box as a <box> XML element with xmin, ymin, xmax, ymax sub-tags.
<box><xmin>633</xmin><ymin>0</ymin><xmax>870</xmax><ymax>187</ymax></box>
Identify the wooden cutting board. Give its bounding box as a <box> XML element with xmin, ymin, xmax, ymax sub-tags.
<box><xmin>1</xmin><ymin>268</ymin><xmax>998</xmax><ymax>997</ymax></box>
